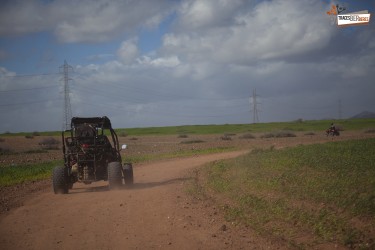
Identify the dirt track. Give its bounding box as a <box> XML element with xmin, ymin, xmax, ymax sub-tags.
<box><xmin>0</xmin><ymin>150</ymin><xmax>276</xmax><ymax>250</ymax></box>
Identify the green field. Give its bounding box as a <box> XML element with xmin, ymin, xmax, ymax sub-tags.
<box><xmin>0</xmin><ymin>160</ymin><xmax>62</xmax><ymax>187</ymax></box>
<box><xmin>118</xmin><ymin>118</ymin><xmax>375</xmax><ymax>136</ymax></box>
<box><xmin>2</xmin><ymin>118</ymin><xmax>375</xmax><ymax>137</ymax></box>
<box><xmin>189</xmin><ymin>138</ymin><xmax>375</xmax><ymax>248</ymax></box>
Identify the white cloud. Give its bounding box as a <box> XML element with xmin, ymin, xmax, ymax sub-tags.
<box><xmin>117</xmin><ymin>38</ymin><xmax>139</xmax><ymax>64</ymax></box>
<box><xmin>0</xmin><ymin>0</ymin><xmax>173</xmax><ymax>43</ymax></box>
<box><xmin>138</xmin><ymin>55</ymin><xmax>180</xmax><ymax>68</ymax></box>
<box><xmin>164</xmin><ymin>0</ymin><xmax>334</xmax><ymax>65</ymax></box>
<box><xmin>178</xmin><ymin>0</ymin><xmax>245</xmax><ymax>29</ymax></box>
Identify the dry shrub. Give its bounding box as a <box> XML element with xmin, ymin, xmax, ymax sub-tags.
<box><xmin>304</xmin><ymin>132</ymin><xmax>315</xmax><ymax>136</ymax></box>
<box><xmin>0</xmin><ymin>146</ymin><xmax>12</xmax><ymax>155</ymax></box>
<box><xmin>180</xmin><ymin>139</ymin><xmax>205</xmax><ymax>144</ymax></box>
<box><xmin>119</xmin><ymin>131</ymin><xmax>128</xmax><ymax>137</ymax></box>
<box><xmin>261</xmin><ymin>131</ymin><xmax>296</xmax><ymax>138</ymax></box>
<box><xmin>221</xmin><ymin>135</ymin><xmax>232</xmax><ymax>141</ymax></box>
<box><xmin>239</xmin><ymin>133</ymin><xmax>256</xmax><ymax>139</ymax></box>
<box><xmin>39</xmin><ymin>137</ymin><xmax>60</xmax><ymax>150</ymax></box>
<box><xmin>261</xmin><ymin>133</ymin><xmax>274</xmax><ymax>139</ymax></box>
<box><xmin>364</xmin><ymin>128</ymin><xmax>375</xmax><ymax>134</ymax></box>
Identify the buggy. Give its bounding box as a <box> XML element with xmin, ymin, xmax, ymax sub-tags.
<box><xmin>52</xmin><ymin>116</ymin><xmax>133</xmax><ymax>194</ymax></box>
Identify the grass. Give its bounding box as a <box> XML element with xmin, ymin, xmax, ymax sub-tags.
<box><xmin>117</xmin><ymin>118</ymin><xmax>375</xmax><ymax>136</ymax></box>
<box><xmin>3</xmin><ymin>118</ymin><xmax>374</xmax><ymax>136</ymax></box>
<box><xmin>189</xmin><ymin>138</ymin><xmax>375</xmax><ymax>248</ymax></box>
<box><xmin>0</xmin><ymin>160</ymin><xmax>62</xmax><ymax>187</ymax></box>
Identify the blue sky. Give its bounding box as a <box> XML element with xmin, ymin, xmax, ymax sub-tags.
<box><xmin>0</xmin><ymin>0</ymin><xmax>374</xmax><ymax>132</ymax></box>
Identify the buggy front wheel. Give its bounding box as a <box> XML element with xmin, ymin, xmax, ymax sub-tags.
<box><xmin>108</xmin><ymin>162</ymin><xmax>122</xmax><ymax>189</ymax></box>
<box><xmin>123</xmin><ymin>163</ymin><xmax>134</xmax><ymax>186</ymax></box>
<box><xmin>52</xmin><ymin>166</ymin><xmax>68</xmax><ymax>194</ymax></box>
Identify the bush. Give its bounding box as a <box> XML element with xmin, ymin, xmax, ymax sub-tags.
<box><xmin>32</xmin><ymin>131</ymin><xmax>41</xmax><ymax>136</ymax></box>
<box><xmin>180</xmin><ymin>140</ymin><xmax>205</xmax><ymax>144</ymax></box>
<box><xmin>364</xmin><ymin>128</ymin><xmax>375</xmax><ymax>134</ymax></box>
<box><xmin>239</xmin><ymin>133</ymin><xmax>256</xmax><ymax>139</ymax></box>
<box><xmin>276</xmin><ymin>131</ymin><xmax>296</xmax><ymax>137</ymax></box>
<box><xmin>261</xmin><ymin>131</ymin><xmax>296</xmax><ymax>138</ymax></box>
<box><xmin>304</xmin><ymin>132</ymin><xmax>316</xmax><ymax>136</ymax></box>
<box><xmin>0</xmin><ymin>146</ymin><xmax>12</xmax><ymax>155</ymax></box>
<box><xmin>39</xmin><ymin>137</ymin><xmax>60</xmax><ymax>150</ymax></box>
<box><xmin>260</xmin><ymin>133</ymin><xmax>274</xmax><ymax>139</ymax></box>
<box><xmin>25</xmin><ymin>135</ymin><xmax>34</xmax><ymax>139</ymax></box>
<box><xmin>221</xmin><ymin>135</ymin><xmax>232</xmax><ymax>141</ymax></box>
<box><xmin>178</xmin><ymin>134</ymin><xmax>189</xmax><ymax>138</ymax></box>
<box><xmin>119</xmin><ymin>131</ymin><xmax>128</xmax><ymax>137</ymax></box>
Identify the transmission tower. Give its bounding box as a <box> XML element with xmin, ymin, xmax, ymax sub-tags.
<box><xmin>60</xmin><ymin>60</ymin><xmax>73</xmax><ymax>130</ymax></box>
<box><xmin>250</xmin><ymin>88</ymin><xmax>260</xmax><ymax>123</ymax></box>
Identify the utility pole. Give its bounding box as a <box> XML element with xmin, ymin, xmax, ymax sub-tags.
<box><xmin>250</xmin><ymin>88</ymin><xmax>260</xmax><ymax>123</ymax></box>
<box><xmin>338</xmin><ymin>99</ymin><xmax>342</xmax><ymax>120</ymax></box>
<box><xmin>60</xmin><ymin>60</ymin><xmax>73</xmax><ymax>130</ymax></box>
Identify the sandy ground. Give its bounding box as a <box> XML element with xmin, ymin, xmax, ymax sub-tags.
<box><xmin>1</xmin><ymin>131</ymin><xmax>374</xmax><ymax>249</ymax></box>
<box><xmin>0</xmin><ymin>150</ymin><xmax>279</xmax><ymax>250</ymax></box>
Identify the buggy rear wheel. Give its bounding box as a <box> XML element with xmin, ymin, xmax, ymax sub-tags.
<box><xmin>52</xmin><ymin>166</ymin><xmax>68</xmax><ymax>194</ymax></box>
<box><xmin>123</xmin><ymin>163</ymin><xmax>134</xmax><ymax>186</ymax></box>
<box><xmin>108</xmin><ymin>162</ymin><xmax>122</xmax><ymax>189</ymax></box>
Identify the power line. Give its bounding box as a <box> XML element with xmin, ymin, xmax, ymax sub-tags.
<box><xmin>0</xmin><ymin>98</ymin><xmax>62</xmax><ymax>107</ymax></box>
<box><xmin>73</xmin><ymin>72</ymin><xmax>248</xmax><ymax>101</ymax></box>
<box><xmin>2</xmin><ymin>73</ymin><xmax>60</xmax><ymax>78</ymax></box>
<box><xmin>0</xmin><ymin>84</ymin><xmax>59</xmax><ymax>93</ymax></box>
<box><xmin>76</xmin><ymin>100</ymin><xmax>249</xmax><ymax>118</ymax></box>
<box><xmin>71</xmin><ymin>83</ymin><xmax>249</xmax><ymax>109</ymax></box>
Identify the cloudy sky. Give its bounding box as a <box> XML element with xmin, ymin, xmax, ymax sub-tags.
<box><xmin>0</xmin><ymin>0</ymin><xmax>374</xmax><ymax>132</ymax></box>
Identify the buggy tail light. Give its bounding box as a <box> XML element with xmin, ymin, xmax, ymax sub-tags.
<box><xmin>82</xmin><ymin>144</ymin><xmax>89</xmax><ymax>148</ymax></box>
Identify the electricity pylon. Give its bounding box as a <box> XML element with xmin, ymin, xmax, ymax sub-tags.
<box><xmin>250</xmin><ymin>88</ymin><xmax>260</xmax><ymax>123</ymax></box>
<box><xmin>60</xmin><ymin>60</ymin><xmax>73</xmax><ymax>130</ymax></box>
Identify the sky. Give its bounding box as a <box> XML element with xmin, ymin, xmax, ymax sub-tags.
<box><xmin>0</xmin><ymin>0</ymin><xmax>374</xmax><ymax>133</ymax></box>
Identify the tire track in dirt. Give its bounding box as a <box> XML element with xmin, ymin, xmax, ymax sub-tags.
<box><xmin>0</xmin><ymin>150</ymin><xmax>271</xmax><ymax>250</ymax></box>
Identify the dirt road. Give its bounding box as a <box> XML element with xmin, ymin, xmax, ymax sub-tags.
<box><xmin>0</xmin><ymin>150</ymin><xmax>274</xmax><ymax>250</ymax></box>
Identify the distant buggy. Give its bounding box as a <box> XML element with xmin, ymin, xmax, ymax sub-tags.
<box><xmin>52</xmin><ymin>116</ymin><xmax>133</xmax><ymax>194</ymax></box>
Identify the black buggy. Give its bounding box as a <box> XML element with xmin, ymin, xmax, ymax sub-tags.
<box><xmin>52</xmin><ymin>116</ymin><xmax>133</xmax><ymax>194</ymax></box>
